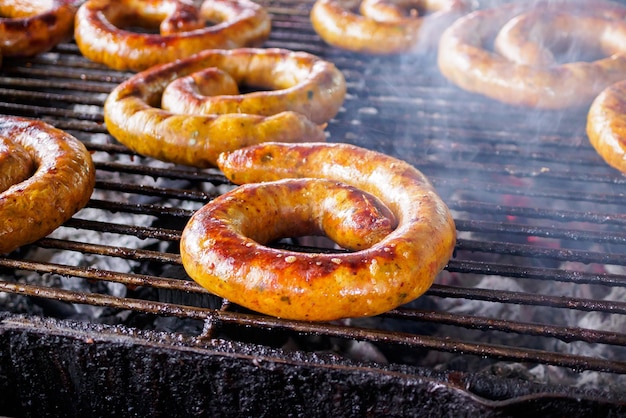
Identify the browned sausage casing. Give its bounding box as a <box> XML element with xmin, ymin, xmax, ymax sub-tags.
<box><xmin>0</xmin><ymin>137</ymin><xmax>34</xmax><ymax>193</ymax></box>
<box><xmin>0</xmin><ymin>116</ymin><xmax>96</xmax><ymax>254</ymax></box>
<box><xmin>310</xmin><ymin>0</ymin><xmax>469</xmax><ymax>54</ymax></box>
<box><xmin>161</xmin><ymin>67</ymin><xmax>240</xmax><ymax>114</ymax></box>
<box><xmin>438</xmin><ymin>0</ymin><xmax>626</xmax><ymax>108</ymax></box>
<box><xmin>0</xmin><ymin>0</ymin><xmax>76</xmax><ymax>62</ymax></box>
<box><xmin>75</xmin><ymin>0</ymin><xmax>271</xmax><ymax>71</ymax></box>
<box><xmin>104</xmin><ymin>48</ymin><xmax>346</xmax><ymax>167</ymax></box>
<box><xmin>587</xmin><ymin>80</ymin><xmax>626</xmax><ymax>173</ymax></box>
<box><xmin>180</xmin><ymin>142</ymin><xmax>456</xmax><ymax>321</ymax></box>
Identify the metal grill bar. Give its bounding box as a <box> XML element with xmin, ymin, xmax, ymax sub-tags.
<box><xmin>63</xmin><ymin>218</ymin><xmax>181</xmax><ymax>241</ymax></box>
<box><xmin>456</xmin><ymin>239</ymin><xmax>626</xmax><ymax>265</ymax></box>
<box><xmin>2</xmin><ymin>279</ymin><xmax>626</xmax><ymax>375</ymax></box>
<box><xmin>426</xmin><ymin>285</ymin><xmax>626</xmax><ymax>315</ymax></box>
<box><xmin>435</xmin><ymin>177</ymin><xmax>626</xmax><ymax>205</ymax></box>
<box><xmin>447</xmin><ymin>260</ymin><xmax>626</xmax><ymax>287</ymax></box>
<box><xmin>450</xmin><ymin>200</ymin><xmax>626</xmax><ymax>226</ymax></box>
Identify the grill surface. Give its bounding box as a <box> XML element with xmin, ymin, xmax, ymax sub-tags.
<box><xmin>1</xmin><ymin>0</ymin><xmax>626</xmax><ymax>415</ymax></box>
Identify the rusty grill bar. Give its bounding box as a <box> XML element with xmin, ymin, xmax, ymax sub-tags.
<box><xmin>1</xmin><ymin>0</ymin><xmax>626</xmax><ymax>414</ymax></box>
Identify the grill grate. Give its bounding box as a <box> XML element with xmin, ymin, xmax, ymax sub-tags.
<box><xmin>1</xmin><ymin>0</ymin><xmax>626</xmax><ymax>408</ymax></box>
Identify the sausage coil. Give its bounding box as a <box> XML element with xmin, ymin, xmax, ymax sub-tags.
<box><xmin>587</xmin><ymin>80</ymin><xmax>626</xmax><ymax>173</ymax></box>
<box><xmin>180</xmin><ymin>142</ymin><xmax>456</xmax><ymax>321</ymax></box>
<box><xmin>310</xmin><ymin>0</ymin><xmax>468</xmax><ymax>54</ymax></box>
<box><xmin>104</xmin><ymin>48</ymin><xmax>346</xmax><ymax>167</ymax></box>
<box><xmin>438</xmin><ymin>1</ymin><xmax>626</xmax><ymax>108</ymax></box>
<box><xmin>0</xmin><ymin>116</ymin><xmax>96</xmax><ymax>254</ymax></box>
<box><xmin>0</xmin><ymin>0</ymin><xmax>77</xmax><ymax>64</ymax></box>
<box><xmin>75</xmin><ymin>0</ymin><xmax>271</xmax><ymax>71</ymax></box>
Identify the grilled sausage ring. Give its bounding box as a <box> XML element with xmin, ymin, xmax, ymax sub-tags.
<box><xmin>310</xmin><ymin>0</ymin><xmax>469</xmax><ymax>54</ymax></box>
<box><xmin>587</xmin><ymin>80</ymin><xmax>626</xmax><ymax>173</ymax></box>
<box><xmin>0</xmin><ymin>116</ymin><xmax>95</xmax><ymax>254</ymax></box>
<box><xmin>437</xmin><ymin>1</ymin><xmax>626</xmax><ymax>108</ymax></box>
<box><xmin>104</xmin><ymin>48</ymin><xmax>346</xmax><ymax>167</ymax></box>
<box><xmin>180</xmin><ymin>142</ymin><xmax>456</xmax><ymax>321</ymax></box>
<box><xmin>0</xmin><ymin>0</ymin><xmax>76</xmax><ymax>64</ymax></box>
<box><xmin>74</xmin><ymin>0</ymin><xmax>271</xmax><ymax>71</ymax></box>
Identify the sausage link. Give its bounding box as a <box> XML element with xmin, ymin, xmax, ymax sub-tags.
<box><xmin>0</xmin><ymin>0</ymin><xmax>76</xmax><ymax>59</ymax></box>
<box><xmin>104</xmin><ymin>48</ymin><xmax>346</xmax><ymax>167</ymax></box>
<box><xmin>587</xmin><ymin>80</ymin><xmax>626</xmax><ymax>173</ymax></box>
<box><xmin>180</xmin><ymin>142</ymin><xmax>456</xmax><ymax>321</ymax></box>
<box><xmin>75</xmin><ymin>0</ymin><xmax>271</xmax><ymax>71</ymax></box>
<box><xmin>438</xmin><ymin>0</ymin><xmax>626</xmax><ymax>108</ymax></box>
<box><xmin>310</xmin><ymin>0</ymin><xmax>468</xmax><ymax>54</ymax></box>
<box><xmin>0</xmin><ymin>116</ymin><xmax>96</xmax><ymax>254</ymax></box>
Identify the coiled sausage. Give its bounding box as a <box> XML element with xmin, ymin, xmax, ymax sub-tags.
<box><xmin>310</xmin><ymin>0</ymin><xmax>468</xmax><ymax>54</ymax></box>
<box><xmin>587</xmin><ymin>80</ymin><xmax>626</xmax><ymax>173</ymax></box>
<box><xmin>0</xmin><ymin>116</ymin><xmax>95</xmax><ymax>254</ymax></box>
<box><xmin>104</xmin><ymin>48</ymin><xmax>346</xmax><ymax>167</ymax></box>
<box><xmin>75</xmin><ymin>0</ymin><xmax>271</xmax><ymax>71</ymax></box>
<box><xmin>0</xmin><ymin>0</ymin><xmax>76</xmax><ymax>64</ymax></box>
<box><xmin>180</xmin><ymin>142</ymin><xmax>456</xmax><ymax>321</ymax></box>
<box><xmin>438</xmin><ymin>1</ymin><xmax>626</xmax><ymax>108</ymax></box>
